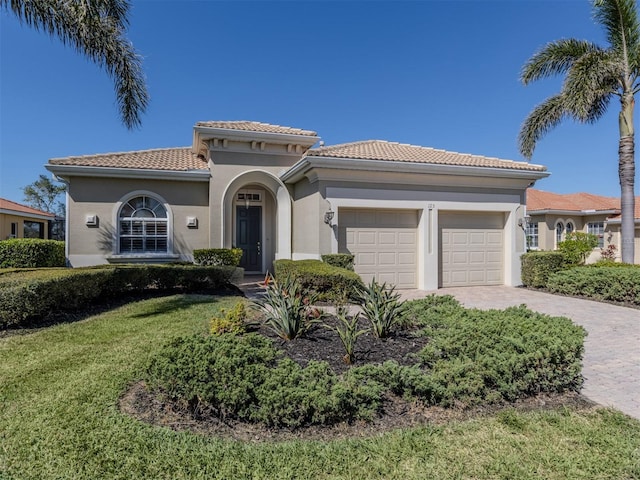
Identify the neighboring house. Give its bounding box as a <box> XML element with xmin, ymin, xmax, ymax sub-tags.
<box><xmin>525</xmin><ymin>188</ymin><xmax>640</xmax><ymax>264</ymax></box>
<box><xmin>0</xmin><ymin>198</ymin><xmax>55</xmax><ymax>240</ymax></box>
<box><xmin>46</xmin><ymin>121</ymin><xmax>548</xmax><ymax>289</ymax></box>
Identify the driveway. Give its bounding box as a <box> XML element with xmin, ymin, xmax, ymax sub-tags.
<box><xmin>402</xmin><ymin>286</ymin><xmax>640</xmax><ymax>420</ymax></box>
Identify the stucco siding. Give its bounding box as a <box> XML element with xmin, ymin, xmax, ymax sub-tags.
<box><xmin>66</xmin><ymin>176</ymin><xmax>209</xmax><ymax>265</ymax></box>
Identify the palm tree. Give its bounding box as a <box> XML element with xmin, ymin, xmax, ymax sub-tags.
<box><xmin>2</xmin><ymin>0</ymin><xmax>148</xmax><ymax>129</ymax></box>
<box><xmin>519</xmin><ymin>0</ymin><xmax>639</xmax><ymax>264</ymax></box>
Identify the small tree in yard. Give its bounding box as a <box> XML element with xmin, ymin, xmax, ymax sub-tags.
<box><xmin>558</xmin><ymin>232</ymin><xmax>599</xmax><ymax>265</ymax></box>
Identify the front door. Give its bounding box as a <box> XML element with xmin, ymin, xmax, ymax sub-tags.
<box><xmin>236</xmin><ymin>206</ymin><xmax>262</xmax><ymax>272</ymax></box>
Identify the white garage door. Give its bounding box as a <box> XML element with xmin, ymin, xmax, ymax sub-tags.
<box><xmin>339</xmin><ymin>208</ymin><xmax>418</xmax><ymax>289</ymax></box>
<box><xmin>440</xmin><ymin>212</ymin><xmax>504</xmax><ymax>287</ymax></box>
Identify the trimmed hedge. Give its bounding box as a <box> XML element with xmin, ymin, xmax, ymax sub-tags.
<box><xmin>273</xmin><ymin>259</ymin><xmax>363</xmax><ymax>301</ymax></box>
<box><xmin>547</xmin><ymin>266</ymin><xmax>640</xmax><ymax>306</ymax></box>
<box><xmin>0</xmin><ymin>239</ymin><xmax>65</xmax><ymax>268</ymax></box>
<box><xmin>521</xmin><ymin>251</ymin><xmax>566</xmax><ymax>288</ymax></box>
<box><xmin>193</xmin><ymin>248</ymin><xmax>243</xmax><ymax>266</ymax></box>
<box><xmin>321</xmin><ymin>253</ymin><xmax>355</xmax><ymax>271</ymax></box>
<box><xmin>0</xmin><ymin>264</ymin><xmax>236</xmax><ymax>328</ymax></box>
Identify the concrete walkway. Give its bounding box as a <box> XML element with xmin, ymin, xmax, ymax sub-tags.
<box><xmin>238</xmin><ymin>277</ymin><xmax>640</xmax><ymax>419</ymax></box>
<box><xmin>402</xmin><ymin>286</ymin><xmax>640</xmax><ymax>420</ymax></box>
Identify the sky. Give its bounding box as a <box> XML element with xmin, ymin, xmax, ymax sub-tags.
<box><xmin>1</xmin><ymin>0</ymin><xmax>637</xmax><ymax>206</ymax></box>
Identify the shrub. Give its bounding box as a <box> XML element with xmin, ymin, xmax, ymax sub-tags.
<box><xmin>273</xmin><ymin>259</ymin><xmax>363</xmax><ymax>302</ymax></box>
<box><xmin>358</xmin><ymin>279</ymin><xmax>406</xmax><ymax>338</ymax></box>
<box><xmin>0</xmin><ymin>239</ymin><xmax>65</xmax><ymax>268</ymax></box>
<box><xmin>193</xmin><ymin>248</ymin><xmax>243</xmax><ymax>267</ymax></box>
<box><xmin>558</xmin><ymin>232</ymin><xmax>599</xmax><ymax>266</ymax></box>
<box><xmin>600</xmin><ymin>244</ymin><xmax>618</xmax><ymax>262</ymax></box>
<box><xmin>144</xmin><ymin>333</ymin><xmax>385</xmax><ymax>428</ymax></box>
<box><xmin>521</xmin><ymin>251</ymin><xmax>566</xmax><ymax>288</ymax></box>
<box><xmin>321</xmin><ymin>253</ymin><xmax>355</xmax><ymax>270</ymax></box>
<box><xmin>547</xmin><ymin>266</ymin><xmax>640</xmax><ymax>306</ymax></box>
<box><xmin>210</xmin><ymin>301</ymin><xmax>248</xmax><ymax>335</ymax></box>
<box><xmin>0</xmin><ymin>264</ymin><xmax>236</xmax><ymax>328</ymax></box>
<box><xmin>253</xmin><ymin>275</ymin><xmax>322</xmax><ymax>341</ymax></box>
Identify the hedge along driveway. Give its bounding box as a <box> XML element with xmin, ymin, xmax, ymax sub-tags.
<box><xmin>2</xmin><ymin>294</ymin><xmax>639</xmax><ymax>480</ymax></box>
<box><xmin>404</xmin><ymin>286</ymin><xmax>640</xmax><ymax>420</ymax></box>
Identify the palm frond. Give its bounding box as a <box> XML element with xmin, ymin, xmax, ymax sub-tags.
<box><xmin>518</xmin><ymin>95</ymin><xmax>568</xmax><ymax>159</ymax></box>
<box><xmin>2</xmin><ymin>0</ymin><xmax>148</xmax><ymax>129</ymax></box>
<box><xmin>521</xmin><ymin>39</ymin><xmax>602</xmax><ymax>85</ymax></box>
<box><xmin>594</xmin><ymin>0</ymin><xmax>640</xmax><ymax>54</ymax></box>
<box><xmin>562</xmin><ymin>49</ymin><xmax>620</xmax><ymax>121</ymax></box>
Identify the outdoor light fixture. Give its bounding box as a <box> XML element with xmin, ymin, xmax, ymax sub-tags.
<box><xmin>324</xmin><ymin>209</ymin><xmax>334</xmax><ymax>226</ymax></box>
<box><xmin>518</xmin><ymin>215</ymin><xmax>531</xmax><ymax>228</ymax></box>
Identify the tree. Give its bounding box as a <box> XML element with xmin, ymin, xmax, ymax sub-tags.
<box><xmin>23</xmin><ymin>174</ymin><xmax>66</xmax><ymax>217</ymax></box>
<box><xmin>519</xmin><ymin>0</ymin><xmax>639</xmax><ymax>264</ymax></box>
<box><xmin>1</xmin><ymin>0</ymin><xmax>148</xmax><ymax>129</ymax></box>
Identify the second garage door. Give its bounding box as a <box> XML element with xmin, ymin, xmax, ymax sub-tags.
<box><xmin>440</xmin><ymin>212</ymin><xmax>504</xmax><ymax>287</ymax></box>
<box><xmin>338</xmin><ymin>208</ymin><xmax>418</xmax><ymax>289</ymax></box>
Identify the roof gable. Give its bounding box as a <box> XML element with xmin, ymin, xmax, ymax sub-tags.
<box><xmin>195</xmin><ymin>121</ymin><xmax>318</xmax><ymax>137</ymax></box>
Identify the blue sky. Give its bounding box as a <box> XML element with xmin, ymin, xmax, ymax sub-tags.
<box><xmin>1</xmin><ymin>0</ymin><xmax>636</xmax><ymax>205</ymax></box>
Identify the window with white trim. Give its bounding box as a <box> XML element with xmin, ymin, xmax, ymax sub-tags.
<box><xmin>565</xmin><ymin>221</ymin><xmax>574</xmax><ymax>235</ymax></box>
<box><xmin>525</xmin><ymin>222</ymin><xmax>539</xmax><ymax>249</ymax></box>
<box><xmin>118</xmin><ymin>195</ymin><xmax>168</xmax><ymax>253</ymax></box>
<box><xmin>587</xmin><ymin>222</ymin><xmax>605</xmax><ymax>248</ymax></box>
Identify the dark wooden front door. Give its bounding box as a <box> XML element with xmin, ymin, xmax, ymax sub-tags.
<box><xmin>236</xmin><ymin>206</ymin><xmax>262</xmax><ymax>271</ymax></box>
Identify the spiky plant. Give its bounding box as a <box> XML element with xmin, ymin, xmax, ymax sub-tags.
<box><xmin>357</xmin><ymin>279</ymin><xmax>405</xmax><ymax>338</ymax></box>
<box><xmin>325</xmin><ymin>306</ymin><xmax>369</xmax><ymax>364</ymax></box>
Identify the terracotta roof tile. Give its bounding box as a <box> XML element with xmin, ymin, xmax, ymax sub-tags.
<box><xmin>195</xmin><ymin>121</ymin><xmax>318</xmax><ymax>137</ymax></box>
<box><xmin>528</xmin><ymin>189</ymin><xmax>640</xmax><ymax>220</ymax></box>
<box><xmin>0</xmin><ymin>198</ymin><xmax>55</xmax><ymax>217</ymax></box>
<box><xmin>527</xmin><ymin>189</ymin><xmax>620</xmax><ymax>212</ymax></box>
<box><xmin>307</xmin><ymin>140</ymin><xmax>546</xmax><ymax>171</ymax></box>
<box><xmin>49</xmin><ymin>147</ymin><xmax>208</xmax><ymax>171</ymax></box>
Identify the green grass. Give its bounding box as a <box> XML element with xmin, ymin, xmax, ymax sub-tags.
<box><xmin>1</xmin><ymin>294</ymin><xmax>639</xmax><ymax>479</ymax></box>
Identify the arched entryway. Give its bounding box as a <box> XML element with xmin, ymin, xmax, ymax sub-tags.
<box><xmin>221</xmin><ymin>170</ymin><xmax>292</xmax><ymax>273</ymax></box>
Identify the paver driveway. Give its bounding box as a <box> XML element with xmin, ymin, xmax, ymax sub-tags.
<box><xmin>402</xmin><ymin>286</ymin><xmax>640</xmax><ymax>420</ymax></box>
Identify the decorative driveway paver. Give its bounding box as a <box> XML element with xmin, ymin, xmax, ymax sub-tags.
<box><xmin>402</xmin><ymin>286</ymin><xmax>640</xmax><ymax>420</ymax></box>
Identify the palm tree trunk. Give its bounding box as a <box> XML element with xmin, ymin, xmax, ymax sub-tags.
<box><xmin>618</xmin><ymin>94</ymin><xmax>636</xmax><ymax>264</ymax></box>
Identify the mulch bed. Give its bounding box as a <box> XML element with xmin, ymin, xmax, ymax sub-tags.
<box><xmin>120</xmin><ymin>312</ymin><xmax>597</xmax><ymax>442</ymax></box>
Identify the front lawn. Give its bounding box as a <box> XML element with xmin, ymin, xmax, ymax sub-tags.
<box><xmin>1</xmin><ymin>295</ymin><xmax>638</xmax><ymax>479</ymax></box>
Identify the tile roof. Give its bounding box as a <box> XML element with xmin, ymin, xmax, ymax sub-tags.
<box><xmin>49</xmin><ymin>147</ymin><xmax>208</xmax><ymax>171</ymax></box>
<box><xmin>527</xmin><ymin>189</ymin><xmax>640</xmax><ymax>220</ymax></box>
<box><xmin>195</xmin><ymin>121</ymin><xmax>318</xmax><ymax>137</ymax></box>
<box><xmin>0</xmin><ymin>198</ymin><xmax>55</xmax><ymax>217</ymax></box>
<box><xmin>527</xmin><ymin>189</ymin><xmax>620</xmax><ymax>212</ymax></box>
<box><xmin>307</xmin><ymin>140</ymin><xmax>546</xmax><ymax>172</ymax></box>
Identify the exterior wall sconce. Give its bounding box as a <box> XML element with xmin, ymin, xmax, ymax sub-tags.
<box><xmin>517</xmin><ymin>215</ymin><xmax>531</xmax><ymax>228</ymax></box>
<box><xmin>85</xmin><ymin>214</ymin><xmax>98</xmax><ymax>227</ymax></box>
<box><xmin>324</xmin><ymin>209</ymin><xmax>334</xmax><ymax>226</ymax></box>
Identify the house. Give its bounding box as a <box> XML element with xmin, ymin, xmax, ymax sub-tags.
<box><xmin>46</xmin><ymin>121</ymin><xmax>548</xmax><ymax>289</ymax></box>
<box><xmin>525</xmin><ymin>188</ymin><xmax>640</xmax><ymax>263</ymax></box>
<box><xmin>0</xmin><ymin>198</ymin><xmax>55</xmax><ymax>240</ymax></box>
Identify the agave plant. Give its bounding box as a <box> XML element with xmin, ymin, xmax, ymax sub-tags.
<box><xmin>358</xmin><ymin>279</ymin><xmax>405</xmax><ymax>338</ymax></box>
<box><xmin>253</xmin><ymin>275</ymin><xmax>320</xmax><ymax>341</ymax></box>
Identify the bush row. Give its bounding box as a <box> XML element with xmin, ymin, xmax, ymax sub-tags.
<box><xmin>0</xmin><ymin>264</ymin><xmax>236</xmax><ymax>328</ymax></box>
<box><xmin>145</xmin><ymin>295</ymin><xmax>586</xmax><ymax>428</ymax></box>
<box><xmin>0</xmin><ymin>239</ymin><xmax>65</xmax><ymax>268</ymax></box>
<box><xmin>321</xmin><ymin>254</ymin><xmax>355</xmax><ymax>270</ymax></box>
<box><xmin>273</xmin><ymin>259</ymin><xmax>363</xmax><ymax>301</ymax></box>
<box><xmin>193</xmin><ymin>248</ymin><xmax>243</xmax><ymax>266</ymax></box>
<box><xmin>547</xmin><ymin>266</ymin><xmax>640</xmax><ymax>306</ymax></box>
<box><xmin>520</xmin><ymin>251</ymin><xmax>566</xmax><ymax>288</ymax></box>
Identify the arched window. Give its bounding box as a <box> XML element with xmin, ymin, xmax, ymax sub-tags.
<box><xmin>555</xmin><ymin>221</ymin><xmax>565</xmax><ymax>246</ymax></box>
<box><xmin>565</xmin><ymin>221</ymin><xmax>574</xmax><ymax>236</ymax></box>
<box><xmin>118</xmin><ymin>195</ymin><xmax>168</xmax><ymax>253</ymax></box>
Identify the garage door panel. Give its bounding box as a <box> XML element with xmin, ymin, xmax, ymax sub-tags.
<box><xmin>441</xmin><ymin>218</ymin><xmax>504</xmax><ymax>287</ymax></box>
<box><xmin>339</xmin><ymin>208</ymin><xmax>418</xmax><ymax>289</ymax></box>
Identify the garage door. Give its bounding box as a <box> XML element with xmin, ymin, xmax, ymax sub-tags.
<box><xmin>440</xmin><ymin>212</ymin><xmax>504</xmax><ymax>287</ymax></box>
<box><xmin>338</xmin><ymin>208</ymin><xmax>418</xmax><ymax>289</ymax></box>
